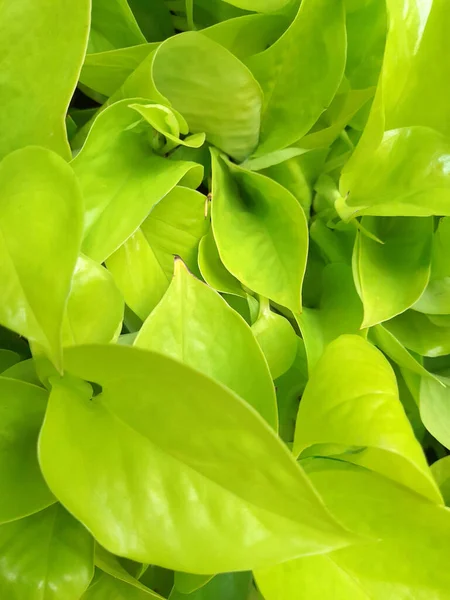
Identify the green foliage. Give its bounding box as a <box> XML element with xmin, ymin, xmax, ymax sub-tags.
<box><xmin>1</xmin><ymin>0</ymin><xmax>450</xmax><ymax>598</ymax></box>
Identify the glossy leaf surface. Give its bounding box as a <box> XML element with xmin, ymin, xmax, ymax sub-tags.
<box><xmin>0</xmin><ymin>504</ymin><xmax>94</xmax><ymax>600</ymax></box>
<box><xmin>135</xmin><ymin>260</ymin><xmax>277</xmax><ymax>427</ymax></box>
<box><xmin>293</xmin><ymin>335</ymin><xmax>441</xmax><ymax>502</ymax></box>
<box><xmin>0</xmin><ymin>147</ymin><xmax>83</xmax><ymax>368</ymax></box>
<box><xmin>39</xmin><ymin>346</ymin><xmax>353</xmax><ymax>572</ymax></box>
<box><xmin>211</xmin><ymin>152</ymin><xmax>308</xmax><ymax>312</ymax></box>
<box><xmin>170</xmin><ymin>573</ymin><xmax>252</xmax><ymax>600</ymax></box>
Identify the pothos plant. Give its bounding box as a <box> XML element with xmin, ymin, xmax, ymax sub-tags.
<box><xmin>1</xmin><ymin>0</ymin><xmax>450</xmax><ymax>598</ymax></box>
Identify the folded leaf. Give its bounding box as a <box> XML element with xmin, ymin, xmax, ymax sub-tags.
<box><xmin>198</xmin><ymin>230</ymin><xmax>245</xmax><ymax>297</ymax></box>
<box><xmin>0</xmin><ymin>147</ymin><xmax>83</xmax><ymax>368</ymax></box>
<box><xmin>39</xmin><ymin>347</ymin><xmax>354</xmax><ymax>573</ymax></box>
<box><xmin>0</xmin><ymin>0</ymin><xmax>90</xmax><ymax>160</ymax></box>
<box><xmin>293</xmin><ymin>335</ymin><xmax>441</xmax><ymax>503</ymax></box>
<box><xmin>135</xmin><ymin>259</ymin><xmax>277</xmax><ymax>428</ymax></box>
<box><xmin>211</xmin><ymin>151</ymin><xmax>308</xmax><ymax>312</ymax></box>
<box><xmin>0</xmin><ymin>504</ymin><xmax>94</xmax><ymax>600</ymax></box>
<box><xmin>384</xmin><ymin>311</ymin><xmax>450</xmax><ymax>358</ymax></box>
<box><xmin>247</xmin><ymin>0</ymin><xmax>346</xmax><ymax>155</ymax></box>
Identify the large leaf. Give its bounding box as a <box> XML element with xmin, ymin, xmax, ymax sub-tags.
<box><xmin>0</xmin><ymin>378</ymin><xmax>54</xmax><ymax>523</ymax></box>
<box><xmin>293</xmin><ymin>335</ymin><xmax>441</xmax><ymax>503</ymax></box>
<box><xmin>0</xmin><ymin>0</ymin><xmax>90</xmax><ymax>160</ymax></box>
<box><xmin>135</xmin><ymin>260</ymin><xmax>277</xmax><ymax>428</ymax></box>
<box><xmin>256</xmin><ymin>458</ymin><xmax>450</xmax><ymax>600</ymax></box>
<box><xmin>82</xmin><ymin>572</ymin><xmax>162</xmax><ymax>600</ymax></box>
<box><xmin>247</xmin><ymin>0</ymin><xmax>346</xmax><ymax>155</ymax></box>
<box><xmin>0</xmin><ymin>504</ymin><xmax>94</xmax><ymax>600</ymax></box>
<box><xmin>354</xmin><ymin>217</ymin><xmax>433</xmax><ymax>327</ymax></box>
<box><xmin>0</xmin><ymin>147</ymin><xmax>83</xmax><ymax>368</ymax></box>
<box><xmin>211</xmin><ymin>151</ymin><xmax>308</xmax><ymax>312</ymax></box>
<box><xmin>38</xmin><ymin>346</ymin><xmax>354</xmax><ymax>573</ymax></box>
<box><xmin>72</xmin><ymin>99</ymin><xmax>202</xmax><ymax>263</ymax></box>
<box><xmin>152</xmin><ymin>32</ymin><xmax>263</xmax><ymax>161</ymax></box>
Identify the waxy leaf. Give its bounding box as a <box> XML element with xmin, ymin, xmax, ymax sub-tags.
<box><xmin>135</xmin><ymin>260</ymin><xmax>277</xmax><ymax>428</ymax></box>
<box><xmin>293</xmin><ymin>335</ymin><xmax>441</xmax><ymax>503</ymax></box>
<box><xmin>152</xmin><ymin>32</ymin><xmax>263</xmax><ymax>161</ymax></box>
<box><xmin>431</xmin><ymin>456</ymin><xmax>450</xmax><ymax>505</ymax></box>
<box><xmin>251</xmin><ymin>298</ymin><xmax>297</xmax><ymax>380</ymax></box>
<box><xmin>211</xmin><ymin>152</ymin><xmax>308</xmax><ymax>312</ymax></box>
<box><xmin>174</xmin><ymin>573</ymin><xmax>214</xmax><ymax>595</ymax></box>
<box><xmin>247</xmin><ymin>0</ymin><xmax>346</xmax><ymax>155</ymax></box>
<box><xmin>0</xmin><ymin>0</ymin><xmax>90</xmax><ymax>160</ymax></box>
<box><xmin>0</xmin><ymin>147</ymin><xmax>83</xmax><ymax>368</ymax></box>
<box><xmin>256</xmin><ymin>458</ymin><xmax>450</xmax><ymax>600</ymax></box>
<box><xmin>221</xmin><ymin>0</ymin><xmax>290</xmax><ymax>11</ymax></box>
<box><xmin>355</xmin><ymin>217</ymin><xmax>433</xmax><ymax>327</ymax></box>
<box><xmin>39</xmin><ymin>346</ymin><xmax>354</xmax><ymax>572</ymax></box>
<box><xmin>0</xmin><ymin>504</ymin><xmax>94</xmax><ymax>600</ymax></box>
<box><xmin>420</xmin><ymin>378</ymin><xmax>450</xmax><ymax>451</ymax></box>
<box><xmin>0</xmin><ymin>349</ymin><xmax>20</xmax><ymax>374</ymax></box>
<box><xmin>72</xmin><ymin>99</ymin><xmax>202</xmax><ymax>263</ymax></box>
<box><xmin>0</xmin><ymin>378</ymin><xmax>54</xmax><ymax>524</ymax></box>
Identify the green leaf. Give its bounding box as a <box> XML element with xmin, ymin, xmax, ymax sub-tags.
<box><xmin>251</xmin><ymin>298</ymin><xmax>297</xmax><ymax>380</ymax></box>
<box><xmin>0</xmin><ymin>378</ymin><xmax>54</xmax><ymax>523</ymax></box>
<box><xmin>211</xmin><ymin>151</ymin><xmax>308</xmax><ymax>312</ymax></box>
<box><xmin>354</xmin><ymin>217</ymin><xmax>433</xmax><ymax>327</ymax></box>
<box><xmin>0</xmin><ymin>0</ymin><xmax>90</xmax><ymax>160</ymax></box>
<box><xmin>62</xmin><ymin>255</ymin><xmax>124</xmax><ymax>346</ymax></box>
<box><xmin>0</xmin><ymin>147</ymin><xmax>83</xmax><ymax>369</ymax></box>
<box><xmin>0</xmin><ymin>349</ymin><xmax>20</xmax><ymax>374</ymax></box>
<box><xmin>198</xmin><ymin>230</ymin><xmax>245</xmax><ymax>297</ymax></box>
<box><xmin>0</xmin><ymin>504</ymin><xmax>94</xmax><ymax>600</ymax></box>
<box><xmin>431</xmin><ymin>456</ymin><xmax>450</xmax><ymax>505</ymax></box>
<box><xmin>414</xmin><ymin>217</ymin><xmax>450</xmax><ymax>314</ymax></box>
<box><xmin>39</xmin><ymin>347</ymin><xmax>354</xmax><ymax>572</ymax></box>
<box><xmin>88</xmin><ymin>0</ymin><xmax>146</xmax><ymax>54</ymax></box>
<box><xmin>135</xmin><ymin>259</ymin><xmax>277</xmax><ymax>428</ymax></box>
<box><xmin>174</xmin><ymin>573</ymin><xmax>214</xmax><ymax>595</ymax></box>
<box><xmin>80</xmin><ymin>44</ymin><xmax>158</xmax><ymax>98</ymax></box>
<box><xmin>296</xmin><ymin>263</ymin><xmax>364</xmax><ymax>371</ymax></box>
<box><xmin>420</xmin><ymin>377</ymin><xmax>450</xmax><ymax>451</ymax></box>
<box><xmin>170</xmin><ymin>573</ymin><xmax>252</xmax><ymax>600</ymax></box>
<box><xmin>383</xmin><ymin>311</ymin><xmax>450</xmax><ymax>358</ymax></box>
<box><xmin>82</xmin><ymin>572</ymin><xmax>163</xmax><ymax>600</ymax></box>
<box><xmin>2</xmin><ymin>359</ymin><xmax>42</xmax><ymax>388</ymax></box>
<box><xmin>152</xmin><ymin>32</ymin><xmax>263</xmax><ymax>161</ymax></box>
<box><xmin>127</xmin><ymin>0</ymin><xmax>174</xmax><ymax>42</ymax></box>
<box><xmin>72</xmin><ymin>99</ymin><xmax>202</xmax><ymax>263</ymax></box>
<box><xmin>201</xmin><ymin>13</ymin><xmax>288</xmax><ymax>61</ymax></box>
<box><xmin>340</xmin><ymin>0</ymin><xmax>450</xmax><ymax>218</ymax></box>
<box><xmin>256</xmin><ymin>458</ymin><xmax>450</xmax><ymax>600</ymax></box>
<box><xmin>106</xmin><ymin>229</ymin><xmax>169</xmax><ymax>322</ymax></box>
<box><xmin>221</xmin><ymin>0</ymin><xmax>291</xmax><ymax>11</ymax></box>
<box><xmin>293</xmin><ymin>335</ymin><xmax>442</xmax><ymax>503</ymax></box>
<box><xmin>247</xmin><ymin>0</ymin><xmax>346</xmax><ymax>155</ymax></box>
